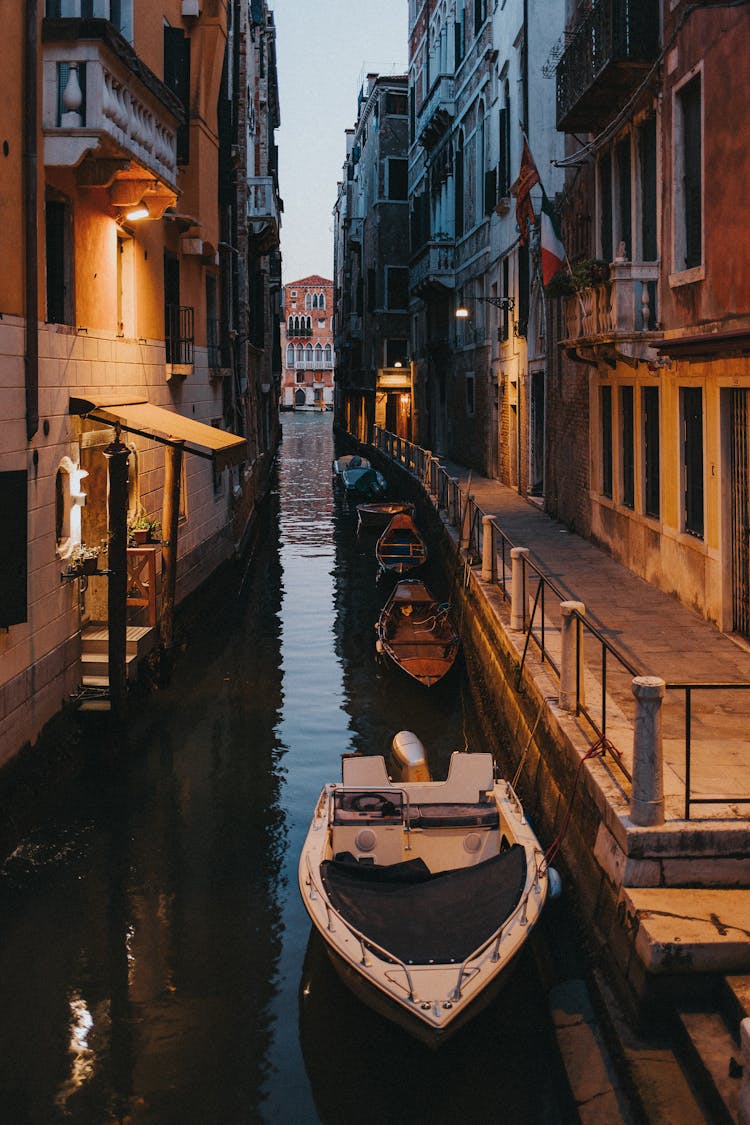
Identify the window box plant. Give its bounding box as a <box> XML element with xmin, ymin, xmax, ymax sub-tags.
<box><xmin>128</xmin><ymin>515</ymin><xmax>161</xmax><ymax>545</ymax></box>
<box><xmin>69</xmin><ymin>543</ymin><xmax>101</xmax><ymax>576</ymax></box>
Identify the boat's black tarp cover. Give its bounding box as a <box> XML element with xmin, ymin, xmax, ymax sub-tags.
<box><xmin>321</xmin><ymin>846</ymin><xmax>527</xmax><ymax>964</ymax></box>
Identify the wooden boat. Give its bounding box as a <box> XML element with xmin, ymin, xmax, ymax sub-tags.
<box><xmin>341</xmin><ymin>465</ymin><xmax>387</xmax><ymax>500</ymax></box>
<box><xmin>298</xmin><ymin>730</ymin><xmax>553</xmax><ymax>1046</ymax></box>
<box><xmin>333</xmin><ymin>453</ymin><xmax>370</xmax><ymax>476</ymax></box>
<box><xmin>356</xmin><ymin>500</ymin><xmax>415</xmax><ymax>532</ymax></box>
<box><xmin>375</xmin><ymin>513</ymin><xmax>427</xmax><ymax>575</ymax></box>
<box><xmin>376</xmin><ymin>579</ymin><xmax>458</xmax><ymax>686</ymax></box>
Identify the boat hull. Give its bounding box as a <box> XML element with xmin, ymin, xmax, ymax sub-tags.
<box><xmin>356</xmin><ymin>502</ymin><xmax>415</xmax><ymax>531</ymax></box>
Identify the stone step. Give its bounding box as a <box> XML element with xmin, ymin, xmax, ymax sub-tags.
<box><xmin>81</xmin><ymin>625</ymin><xmax>156</xmax><ymax>659</ymax></box>
<box><xmin>723</xmin><ymin>975</ymin><xmax>750</xmax><ymax>1029</ymax></box>
<box><xmin>675</xmin><ymin>1009</ymin><xmax>742</xmax><ymax>1125</ymax></box>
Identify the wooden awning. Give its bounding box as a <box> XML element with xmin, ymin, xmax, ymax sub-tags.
<box><xmin>69</xmin><ymin>397</ymin><xmax>247</xmax><ymax>469</ymax></box>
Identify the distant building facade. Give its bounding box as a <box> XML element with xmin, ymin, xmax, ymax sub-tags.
<box><xmin>333</xmin><ymin>74</ymin><xmax>411</xmax><ymax>444</ymax></box>
<box><xmin>280</xmin><ymin>277</ymin><xmax>334</xmax><ymax>409</ymax></box>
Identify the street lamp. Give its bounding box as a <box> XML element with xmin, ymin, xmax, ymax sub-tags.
<box><xmin>455</xmin><ymin>296</ymin><xmax>515</xmax><ymax>318</ymax></box>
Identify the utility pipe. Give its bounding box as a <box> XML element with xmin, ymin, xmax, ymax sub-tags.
<box><xmin>24</xmin><ymin>0</ymin><xmax>39</xmax><ymax>441</ymax></box>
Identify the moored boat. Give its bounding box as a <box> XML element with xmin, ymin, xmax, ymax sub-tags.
<box><xmin>375</xmin><ymin>513</ymin><xmax>427</xmax><ymax>575</ymax></box>
<box><xmin>376</xmin><ymin>579</ymin><xmax>458</xmax><ymax>686</ymax></box>
<box><xmin>298</xmin><ymin>731</ymin><xmax>553</xmax><ymax>1045</ymax></box>
<box><xmin>341</xmin><ymin>465</ymin><xmax>387</xmax><ymax>500</ymax></box>
<box><xmin>333</xmin><ymin>453</ymin><xmax>370</xmax><ymax>476</ymax></box>
<box><xmin>356</xmin><ymin>500</ymin><xmax>416</xmax><ymax>532</ymax></box>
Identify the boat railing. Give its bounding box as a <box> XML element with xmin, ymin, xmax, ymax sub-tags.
<box><xmin>302</xmin><ymin>851</ymin><xmax>419</xmax><ymax>1001</ymax></box>
<box><xmin>450</xmin><ymin>845</ymin><xmax>547</xmax><ymax>1002</ymax></box>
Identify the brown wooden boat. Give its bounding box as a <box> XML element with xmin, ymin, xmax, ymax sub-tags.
<box><xmin>375</xmin><ymin>513</ymin><xmax>427</xmax><ymax>575</ymax></box>
<box><xmin>376</xmin><ymin>579</ymin><xmax>459</xmax><ymax>686</ymax></box>
<box><xmin>356</xmin><ymin>500</ymin><xmax>416</xmax><ymax>531</ymax></box>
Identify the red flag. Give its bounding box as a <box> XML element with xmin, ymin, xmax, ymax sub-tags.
<box><xmin>515</xmin><ymin>137</ymin><xmax>540</xmax><ymax>245</ymax></box>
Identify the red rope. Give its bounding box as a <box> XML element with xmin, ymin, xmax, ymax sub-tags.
<box><xmin>541</xmin><ymin>735</ymin><xmax>612</xmax><ymax>870</ymax></box>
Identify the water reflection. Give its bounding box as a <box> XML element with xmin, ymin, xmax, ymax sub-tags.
<box><xmin>0</xmin><ymin>413</ymin><xmax>573</xmax><ymax>1124</ymax></box>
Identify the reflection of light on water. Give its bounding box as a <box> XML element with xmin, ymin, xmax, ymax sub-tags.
<box><xmin>126</xmin><ymin>923</ymin><xmax>136</xmax><ymax>986</ymax></box>
<box><xmin>54</xmin><ymin>994</ymin><xmax>94</xmax><ymax>1110</ymax></box>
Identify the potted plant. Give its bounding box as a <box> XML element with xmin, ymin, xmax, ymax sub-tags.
<box><xmin>129</xmin><ymin>514</ymin><xmax>153</xmax><ymax>545</ymax></box>
<box><xmin>69</xmin><ymin>543</ymin><xmax>101</xmax><ymax>576</ymax></box>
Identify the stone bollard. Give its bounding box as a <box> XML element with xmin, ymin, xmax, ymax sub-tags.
<box><xmin>510</xmin><ymin>547</ymin><xmax>529</xmax><ymax>631</ymax></box>
<box><xmin>559</xmin><ymin>601</ymin><xmax>586</xmax><ymax>712</ymax></box>
<box><xmin>481</xmin><ymin>516</ymin><xmax>495</xmax><ymax>581</ymax></box>
<box><xmin>630</xmin><ymin>676</ymin><xmax>666</xmax><ymax>827</ymax></box>
<box><xmin>740</xmin><ymin>1018</ymin><xmax>750</xmax><ymax>1124</ymax></box>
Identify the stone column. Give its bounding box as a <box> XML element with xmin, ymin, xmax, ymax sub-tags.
<box><xmin>481</xmin><ymin>515</ymin><xmax>495</xmax><ymax>581</ymax></box>
<box><xmin>559</xmin><ymin>601</ymin><xmax>585</xmax><ymax>712</ymax></box>
<box><xmin>630</xmin><ymin>676</ymin><xmax>666</xmax><ymax>827</ymax></box>
<box><xmin>740</xmin><ymin>1018</ymin><xmax>750</xmax><ymax>1124</ymax></box>
<box><xmin>510</xmin><ymin>547</ymin><xmax>529</xmax><ymax>631</ymax></box>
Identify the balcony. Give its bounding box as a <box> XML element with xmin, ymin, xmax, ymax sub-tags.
<box><xmin>410</xmin><ymin>238</ymin><xmax>455</xmax><ymax>295</ymax></box>
<box><xmin>561</xmin><ymin>262</ymin><xmax>662</xmax><ymax>365</ymax></box>
<box><xmin>247</xmin><ymin>176</ymin><xmax>281</xmax><ymax>250</ymax></box>
<box><xmin>417</xmin><ymin>74</ymin><xmax>455</xmax><ymax>149</ymax></box>
<box><xmin>43</xmin><ymin>18</ymin><xmax>180</xmax><ymax>198</ymax></box>
<box><xmin>556</xmin><ymin>0</ymin><xmax>659</xmax><ymax>133</ymax></box>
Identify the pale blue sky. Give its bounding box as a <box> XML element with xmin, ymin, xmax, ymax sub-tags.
<box><xmin>274</xmin><ymin>0</ymin><xmax>408</xmax><ymax>285</ymax></box>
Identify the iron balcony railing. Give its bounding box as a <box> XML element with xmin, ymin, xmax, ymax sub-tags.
<box><xmin>166</xmin><ymin>304</ymin><xmax>194</xmax><ymax>366</ymax></box>
<box><xmin>556</xmin><ymin>0</ymin><xmax>660</xmax><ymax>132</ymax></box>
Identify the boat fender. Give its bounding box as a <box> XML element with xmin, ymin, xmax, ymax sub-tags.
<box><xmin>547</xmin><ymin>867</ymin><xmax>563</xmax><ymax>900</ymax></box>
<box><xmin>375</xmin><ymin>639</ymin><xmax>384</xmax><ymax>654</ymax></box>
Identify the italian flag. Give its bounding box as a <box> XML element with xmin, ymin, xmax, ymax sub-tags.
<box><xmin>540</xmin><ymin>189</ymin><xmax>566</xmax><ymax>287</ymax></box>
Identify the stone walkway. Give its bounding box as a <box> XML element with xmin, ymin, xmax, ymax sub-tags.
<box><xmin>434</xmin><ymin>457</ymin><xmax>750</xmax><ymax>823</ymax></box>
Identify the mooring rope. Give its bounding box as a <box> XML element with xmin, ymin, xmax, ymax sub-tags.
<box><xmin>541</xmin><ymin>734</ymin><xmax>615</xmax><ymax>871</ymax></box>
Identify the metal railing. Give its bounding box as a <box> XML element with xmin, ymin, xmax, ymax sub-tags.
<box><xmin>372</xmin><ymin>426</ymin><xmax>750</xmax><ymax>817</ymax></box>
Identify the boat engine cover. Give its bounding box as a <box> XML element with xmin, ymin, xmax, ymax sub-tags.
<box><xmin>391</xmin><ymin>731</ymin><xmax>431</xmax><ymax>782</ymax></box>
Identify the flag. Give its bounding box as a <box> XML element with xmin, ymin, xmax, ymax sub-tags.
<box><xmin>540</xmin><ymin>188</ymin><xmax>566</xmax><ymax>286</ymax></box>
<box><xmin>515</xmin><ymin>137</ymin><xmax>540</xmax><ymax>245</ymax></box>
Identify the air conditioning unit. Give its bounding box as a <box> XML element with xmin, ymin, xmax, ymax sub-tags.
<box><xmin>182</xmin><ymin>0</ymin><xmax>200</xmax><ymax>17</ymax></box>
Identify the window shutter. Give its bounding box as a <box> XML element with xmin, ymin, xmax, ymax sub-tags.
<box><xmin>0</xmin><ymin>471</ymin><xmax>27</xmax><ymax>627</ymax></box>
<box><xmin>164</xmin><ymin>28</ymin><xmax>190</xmax><ymax>165</ymax></box>
<box><xmin>484</xmin><ymin>167</ymin><xmax>497</xmax><ymax>214</ymax></box>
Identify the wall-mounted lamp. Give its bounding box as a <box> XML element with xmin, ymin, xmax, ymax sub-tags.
<box><xmin>455</xmin><ymin>296</ymin><xmax>515</xmax><ymax>318</ymax></box>
<box><xmin>393</xmin><ymin>360</ymin><xmax>403</xmax><ymax>368</ymax></box>
<box><xmin>124</xmin><ymin>206</ymin><xmax>149</xmax><ymax>221</ymax></box>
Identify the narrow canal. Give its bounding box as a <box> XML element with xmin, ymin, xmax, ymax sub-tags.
<box><xmin>0</xmin><ymin>413</ymin><xmax>578</xmax><ymax>1124</ymax></box>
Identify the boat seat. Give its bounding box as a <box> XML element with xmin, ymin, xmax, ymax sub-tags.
<box><xmin>341</xmin><ymin>754</ymin><xmax>390</xmax><ymax>787</ymax></box>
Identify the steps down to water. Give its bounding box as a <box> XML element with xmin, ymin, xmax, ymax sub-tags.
<box><xmin>77</xmin><ymin>625</ymin><xmax>157</xmax><ymax>711</ymax></box>
<box><xmin>674</xmin><ymin>976</ymin><xmax>750</xmax><ymax>1123</ymax></box>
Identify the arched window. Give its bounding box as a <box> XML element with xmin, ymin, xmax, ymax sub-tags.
<box><xmin>315</xmin><ymin>343</ymin><xmax>323</xmax><ymax>363</ymax></box>
<box><xmin>306</xmin><ymin>316</ymin><xmax>312</xmax><ymax>332</ymax></box>
<box><xmin>288</xmin><ymin>316</ymin><xmax>294</xmax><ymax>333</ymax></box>
<box><xmin>286</xmin><ymin>343</ymin><xmax>294</xmax><ymax>366</ymax></box>
<box><xmin>296</xmin><ymin>344</ymin><xmax>303</xmax><ymax>364</ymax></box>
<box><xmin>312</xmin><ymin>293</ymin><xmax>318</xmax><ymax>309</ymax></box>
<box><xmin>305</xmin><ymin>292</ymin><xmax>312</xmax><ymax>309</ymax></box>
<box><xmin>305</xmin><ymin>343</ymin><xmax>313</xmax><ymax>364</ymax></box>
<box><xmin>319</xmin><ymin>292</ymin><xmax>326</xmax><ymax>309</ymax></box>
<box><xmin>324</xmin><ymin>343</ymin><xmax>332</xmax><ymax>364</ymax></box>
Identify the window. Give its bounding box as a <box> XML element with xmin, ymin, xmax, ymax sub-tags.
<box><xmin>615</xmin><ymin>136</ymin><xmax>632</xmax><ymax>259</ymax></box>
<box><xmin>454</xmin><ymin>133</ymin><xmax>464</xmax><ymax>237</ymax></box>
<box><xmin>674</xmin><ymin>75</ymin><xmax>702</xmax><ymax>273</ymax></box>
<box><xmin>387</xmin><ymin>158</ymin><xmax>408</xmax><ymax>201</ymax></box>
<box><xmin>601</xmin><ymin>385</ymin><xmax>613</xmax><ymax>499</ymax></box>
<box><xmin>295</xmin><ymin>371</ymin><xmax>305</xmax><ymax>384</ymax></box>
<box><xmin>45</xmin><ymin>195</ymin><xmax>74</xmax><ymax>325</ymax></box>
<box><xmin>642</xmin><ymin>386</ymin><xmax>660</xmax><ymax>519</ymax></box>
<box><xmin>599</xmin><ymin>152</ymin><xmax>613</xmax><ymax>262</ymax></box>
<box><xmin>286</xmin><ymin>343</ymin><xmax>294</xmax><ymax>366</ymax></box>
<box><xmin>386</xmin><ymin>91</ymin><xmax>407</xmax><ymax>116</ymax></box>
<box><xmin>318</xmin><ymin>292</ymin><xmax>326</xmax><ymax>309</ymax></box>
<box><xmin>682</xmin><ymin>387</ymin><xmax>704</xmax><ymax>537</ymax></box>
<box><xmin>386</xmin><ymin>338</ymin><xmax>408</xmax><ymax>367</ymax></box>
<box><xmin>620</xmin><ymin>386</ymin><xmax>634</xmax><ymax>509</ymax></box>
<box><xmin>473</xmin><ymin>0</ymin><xmax>486</xmax><ymax>34</ymax></box>
<box><xmin>164</xmin><ymin>27</ymin><xmax>190</xmax><ymax>164</ymax></box>
<box><xmin>386</xmin><ymin>268</ymin><xmax>409</xmax><ymax>310</ymax></box>
<box><xmin>324</xmin><ymin>344</ymin><xmax>332</xmax><ymax>364</ymax></box>
<box><xmin>466</xmin><ymin>372</ymin><xmax>475</xmax><ymax>416</ymax></box>
<box><xmin>638</xmin><ymin>116</ymin><xmax>658</xmax><ymax>262</ymax></box>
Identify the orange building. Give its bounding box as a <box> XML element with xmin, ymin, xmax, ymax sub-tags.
<box><xmin>280</xmin><ymin>276</ymin><xmax>334</xmax><ymax>410</ymax></box>
<box><xmin>0</xmin><ymin>1</ymin><xmax>282</xmax><ymax>763</ymax></box>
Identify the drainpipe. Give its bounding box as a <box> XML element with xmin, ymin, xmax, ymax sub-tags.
<box><xmin>24</xmin><ymin>0</ymin><xmax>39</xmax><ymax>442</ymax></box>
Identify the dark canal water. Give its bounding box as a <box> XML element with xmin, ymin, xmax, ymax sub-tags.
<box><xmin>0</xmin><ymin>413</ymin><xmax>576</xmax><ymax>1124</ymax></box>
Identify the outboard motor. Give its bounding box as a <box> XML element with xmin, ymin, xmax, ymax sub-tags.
<box><xmin>390</xmin><ymin>731</ymin><xmax>431</xmax><ymax>782</ymax></box>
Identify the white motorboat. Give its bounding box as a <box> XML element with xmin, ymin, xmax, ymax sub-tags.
<box><xmin>298</xmin><ymin>731</ymin><xmax>553</xmax><ymax>1046</ymax></box>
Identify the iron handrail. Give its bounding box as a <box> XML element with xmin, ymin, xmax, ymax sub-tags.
<box><xmin>665</xmin><ymin>682</ymin><xmax>750</xmax><ymax>819</ymax></box>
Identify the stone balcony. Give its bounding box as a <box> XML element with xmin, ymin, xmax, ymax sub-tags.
<box><xmin>561</xmin><ymin>261</ymin><xmax>663</xmax><ymax>366</ymax></box>
<box><xmin>42</xmin><ymin>18</ymin><xmax>180</xmax><ymax>199</ymax></box>
<box><xmin>410</xmin><ymin>239</ymin><xmax>456</xmax><ymax>295</ymax></box>
<box><xmin>247</xmin><ymin>176</ymin><xmax>281</xmax><ymax>250</ymax></box>
<box><xmin>417</xmin><ymin>74</ymin><xmax>455</xmax><ymax>148</ymax></box>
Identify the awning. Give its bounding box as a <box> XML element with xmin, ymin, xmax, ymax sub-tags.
<box><xmin>69</xmin><ymin>397</ymin><xmax>247</xmax><ymax>469</ymax></box>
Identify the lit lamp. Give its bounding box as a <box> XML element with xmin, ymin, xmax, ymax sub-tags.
<box><xmin>393</xmin><ymin>360</ymin><xmax>403</xmax><ymax>368</ymax></box>
<box><xmin>455</xmin><ymin>295</ymin><xmax>515</xmax><ymax>317</ymax></box>
<box><xmin>125</xmin><ymin>206</ymin><xmax>149</xmax><ymax>221</ymax></box>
